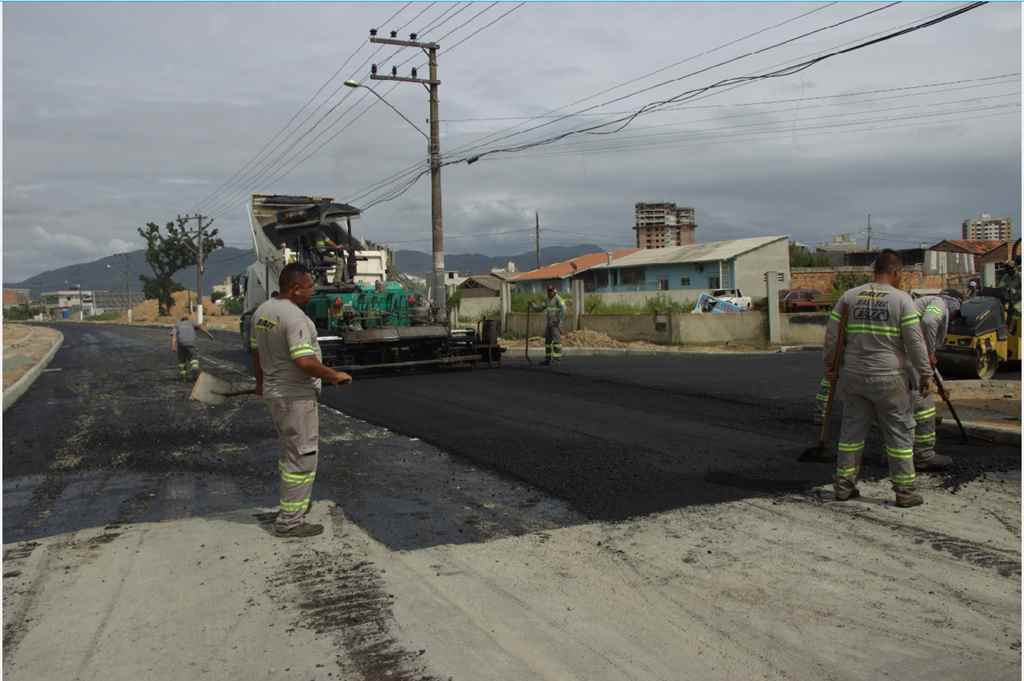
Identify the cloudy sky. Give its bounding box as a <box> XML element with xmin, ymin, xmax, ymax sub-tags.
<box><xmin>3</xmin><ymin>2</ymin><xmax>1021</xmax><ymax>282</ymax></box>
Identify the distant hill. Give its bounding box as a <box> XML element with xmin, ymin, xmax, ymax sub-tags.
<box><xmin>5</xmin><ymin>242</ymin><xmax>613</xmax><ymax>299</ymax></box>
<box><xmin>393</xmin><ymin>244</ymin><xmax>611</xmax><ymax>276</ymax></box>
<box><xmin>5</xmin><ymin>247</ymin><xmax>255</xmax><ymax>298</ymax></box>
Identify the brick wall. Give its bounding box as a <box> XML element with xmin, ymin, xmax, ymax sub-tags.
<box><xmin>792</xmin><ymin>266</ymin><xmax>949</xmax><ymax>293</ymax></box>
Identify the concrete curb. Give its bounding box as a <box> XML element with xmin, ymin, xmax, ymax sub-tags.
<box><xmin>3</xmin><ymin>330</ymin><xmax>64</xmax><ymax>413</ymax></box>
<box><xmin>509</xmin><ymin>345</ymin><xmax>819</xmax><ymax>358</ymax></box>
<box><xmin>936</xmin><ymin>419</ymin><xmax>1020</xmax><ymax>447</ymax></box>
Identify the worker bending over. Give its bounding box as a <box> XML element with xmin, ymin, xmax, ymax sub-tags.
<box><xmin>531</xmin><ymin>286</ymin><xmax>565</xmax><ymax>365</ymax></box>
<box><xmin>909</xmin><ymin>292</ymin><xmax>959</xmax><ymax>471</ymax></box>
<box><xmin>171</xmin><ymin>316</ymin><xmax>205</xmax><ymax>381</ymax></box>
<box><xmin>251</xmin><ymin>263</ymin><xmax>352</xmax><ymax>538</ymax></box>
<box><xmin>824</xmin><ymin>250</ymin><xmax>932</xmax><ymax>508</ymax></box>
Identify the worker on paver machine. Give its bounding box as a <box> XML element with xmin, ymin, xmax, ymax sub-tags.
<box><xmin>531</xmin><ymin>286</ymin><xmax>565</xmax><ymax>366</ymax></box>
<box><xmin>824</xmin><ymin>250</ymin><xmax>932</xmax><ymax>508</ymax></box>
<box><xmin>814</xmin><ymin>290</ymin><xmax>961</xmax><ymax>473</ymax></box>
<box><xmin>171</xmin><ymin>316</ymin><xmax>203</xmax><ymax>381</ymax></box>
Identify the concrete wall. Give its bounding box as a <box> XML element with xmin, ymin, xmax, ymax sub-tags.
<box><xmin>457</xmin><ymin>297</ymin><xmax>501</xmax><ymax>322</ymax></box>
<box><xmin>673</xmin><ymin>311</ymin><xmax>765</xmax><ymax>345</ymax></box>
<box><xmin>734</xmin><ymin>238</ymin><xmax>791</xmax><ymax>298</ymax></box>
<box><xmin>780</xmin><ymin>312</ymin><xmax>827</xmax><ymax>346</ymax></box>
<box><xmin>584</xmin><ymin>315</ymin><xmax>667</xmax><ymax>343</ymax></box>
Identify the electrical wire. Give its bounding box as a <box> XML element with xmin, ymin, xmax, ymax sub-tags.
<box><xmin>206</xmin><ymin>2</ymin><xmax>522</xmax><ymax>220</ymax></box>
<box><xmin>355</xmin><ymin>3</ymin><xmax>990</xmax><ymax>211</ymax></box>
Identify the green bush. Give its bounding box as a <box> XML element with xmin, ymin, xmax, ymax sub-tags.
<box><xmin>221</xmin><ymin>297</ymin><xmax>243</xmax><ymax>315</ymax></box>
<box><xmin>583</xmin><ymin>294</ymin><xmax>693</xmax><ymax>315</ymax></box>
<box><xmin>210</xmin><ymin>290</ymin><xmax>226</xmax><ymax>302</ymax></box>
<box><xmin>4</xmin><ymin>304</ymin><xmax>41</xmax><ymax>321</ymax></box>
<box><xmin>90</xmin><ymin>311</ymin><xmax>122</xmax><ymax>321</ymax></box>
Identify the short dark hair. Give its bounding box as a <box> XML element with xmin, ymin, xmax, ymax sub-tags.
<box><xmin>279</xmin><ymin>262</ymin><xmax>311</xmax><ymax>292</ymax></box>
<box><xmin>873</xmin><ymin>249</ymin><xmax>903</xmax><ymax>275</ymax></box>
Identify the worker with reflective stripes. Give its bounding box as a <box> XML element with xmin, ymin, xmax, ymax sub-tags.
<box><xmin>909</xmin><ymin>294</ymin><xmax>957</xmax><ymax>471</ymax></box>
<box><xmin>251</xmin><ymin>263</ymin><xmax>352</xmax><ymax>538</ymax></box>
<box><xmin>532</xmin><ymin>286</ymin><xmax>565</xmax><ymax>365</ymax></box>
<box><xmin>823</xmin><ymin>250</ymin><xmax>932</xmax><ymax>508</ymax></box>
<box><xmin>171</xmin><ymin>316</ymin><xmax>202</xmax><ymax>380</ymax></box>
<box><xmin>314</xmin><ymin>232</ymin><xmax>346</xmax><ymax>286</ymax></box>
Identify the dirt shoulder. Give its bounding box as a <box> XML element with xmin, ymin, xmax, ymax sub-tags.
<box><xmin>3</xmin><ymin>324</ymin><xmax>62</xmax><ymax>390</ymax></box>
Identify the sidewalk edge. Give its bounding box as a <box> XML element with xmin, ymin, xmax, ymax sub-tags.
<box><xmin>936</xmin><ymin>419</ymin><xmax>1020</xmax><ymax>446</ymax></box>
<box><xmin>3</xmin><ymin>331</ymin><xmax>64</xmax><ymax>413</ymax></box>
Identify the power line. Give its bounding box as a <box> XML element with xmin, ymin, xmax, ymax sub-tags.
<box><xmin>189</xmin><ymin>3</ymin><xmax>415</xmax><ymax>214</ymax></box>
<box><xmin>345</xmin><ymin>2</ymin><xmax>891</xmax><ymax>206</ymax></box>
<box><xmin>355</xmin><ymin>3</ymin><xmax>991</xmax><ymax>211</ymax></box>
<box><xmin>439</xmin><ymin>72</ymin><xmax>1020</xmax><ymax>122</ymax></box>
<box><xmin>206</xmin><ymin>3</ymin><xmax>523</xmax><ymax>220</ymax></box>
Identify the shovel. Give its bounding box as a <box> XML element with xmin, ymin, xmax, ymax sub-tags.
<box><xmin>799</xmin><ymin>305</ymin><xmax>849</xmax><ymax>463</ymax></box>
<box><xmin>191</xmin><ymin>371</ymin><xmax>257</xmax><ymax>406</ymax></box>
<box><xmin>933</xmin><ymin>368</ymin><xmax>979</xmax><ymax>444</ymax></box>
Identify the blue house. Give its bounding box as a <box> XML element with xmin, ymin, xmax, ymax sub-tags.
<box><xmin>582</xmin><ymin>236</ymin><xmax>790</xmax><ymax>299</ymax></box>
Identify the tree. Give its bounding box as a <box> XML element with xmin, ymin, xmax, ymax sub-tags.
<box><xmin>210</xmin><ymin>290</ymin><xmax>227</xmax><ymax>303</ymax></box>
<box><xmin>137</xmin><ymin>220</ymin><xmax>223</xmax><ymax>315</ymax></box>
<box><xmin>789</xmin><ymin>243</ymin><xmax>832</xmax><ymax>268</ymax></box>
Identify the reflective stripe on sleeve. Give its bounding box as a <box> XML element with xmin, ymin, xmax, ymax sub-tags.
<box><xmin>829</xmin><ymin>310</ymin><xmax>841</xmax><ymax>321</ymax></box>
<box><xmin>289</xmin><ymin>344</ymin><xmax>316</xmax><ymax>359</ymax></box>
<box><xmin>900</xmin><ymin>313</ymin><xmax>921</xmax><ymax>327</ymax></box>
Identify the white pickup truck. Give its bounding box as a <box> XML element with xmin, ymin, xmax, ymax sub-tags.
<box><xmin>711</xmin><ymin>289</ymin><xmax>752</xmax><ymax>310</ymax></box>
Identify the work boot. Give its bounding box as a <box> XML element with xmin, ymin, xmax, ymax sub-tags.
<box><xmin>833</xmin><ymin>478</ymin><xmax>860</xmax><ymax>502</ymax></box>
<box><xmin>274</xmin><ymin>522</ymin><xmax>324</xmax><ymax>538</ymax></box>
<box><xmin>542</xmin><ymin>358</ymin><xmax>552</xmax><ymax>366</ymax></box>
<box><xmin>915</xmin><ymin>454</ymin><xmax>953</xmax><ymax>472</ymax></box>
<box><xmin>894</xmin><ymin>488</ymin><xmax>924</xmax><ymax>508</ymax></box>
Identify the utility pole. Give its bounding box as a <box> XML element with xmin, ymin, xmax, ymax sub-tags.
<box><xmin>178</xmin><ymin>213</ymin><xmax>214</xmax><ymax>324</ymax></box>
<box><xmin>866</xmin><ymin>213</ymin><xmax>872</xmax><ymax>251</ymax></box>
<box><xmin>367</xmin><ymin>29</ymin><xmax>446</xmax><ymax>319</ymax></box>
<box><xmin>535</xmin><ymin>212</ymin><xmax>541</xmax><ymax>269</ymax></box>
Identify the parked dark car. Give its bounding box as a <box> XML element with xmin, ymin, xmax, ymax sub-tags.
<box><xmin>780</xmin><ymin>288</ymin><xmax>831</xmax><ymax>313</ymax></box>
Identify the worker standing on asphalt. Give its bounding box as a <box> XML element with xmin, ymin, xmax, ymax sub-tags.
<box><xmin>531</xmin><ymin>286</ymin><xmax>565</xmax><ymax>366</ymax></box>
<box><xmin>824</xmin><ymin>250</ymin><xmax>932</xmax><ymax>507</ymax></box>
<box><xmin>909</xmin><ymin>293</ymin><xmax>959</xmax><ymax>472</ymax></box>
<box><xmin>171</xmin><ymin>316</ymin><xmax>202</xmax><ymax>381</ymax></box>
<box><xmin>251</xmin><ymin>263</ymin><xmax>352</xmax><ymax>538</ymax></box>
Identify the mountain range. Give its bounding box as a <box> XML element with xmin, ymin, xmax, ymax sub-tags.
<box><xmin>5</xmin><ymin>244</ymin><xmax>609</xmax><ymax>298</ymax></box>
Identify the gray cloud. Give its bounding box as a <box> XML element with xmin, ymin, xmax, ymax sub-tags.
<box><xmin>4</xmin><ymin>2</ymin><xmax>1020</xmax><ymax>282</ymax></box>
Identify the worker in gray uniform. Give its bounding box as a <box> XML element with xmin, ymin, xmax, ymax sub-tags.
<box><xmin>910</xmin><ymin>294</ymin><xmax>959</xmax><ymax>471</ymax></box>
<box><xmin>251</xmin><ymin>263</ymin><xmax>352</xmax><ymax>538</ymax></box>
<box><xmin>531</xmin><ymin>286</ymin><xmax>566</xmax><ymax>366</ymax></box>
<box><xmin>171</xmin><ymin>316</ymin><xmax>202</xmax><ymax>380</ymax></box>
<box><xmin>823</xmin><ymin>250</ymin><xmax>932</xmax><ymax>508</ymax></box>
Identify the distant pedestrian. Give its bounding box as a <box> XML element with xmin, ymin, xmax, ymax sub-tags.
<box><xmin>531</xmin><ymin>286</ymin><xmax>565</xmax><ymax>365</ymax></box>
<box><xmin>251</xmin><ymin>262</ymin><xmax>352</xmax><ymax>538</ymax></box>
<box><xmin>824</xmin><ymin>250</ymin><xmax>932</xmax><ymax>507</ymax></box>
<box><xmin>171</xmin><ymin>316</ymin><xmax>202</xmax><ymax>380</ymax></box>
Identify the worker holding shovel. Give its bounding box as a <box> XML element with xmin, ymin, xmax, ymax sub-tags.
<box><xmin>824</xmin><ymin>251</ymin><xmax>932</xmax><ymax>508</ymax></box>
<box><xmin>251</xmin><ymin>263</ymin><xmax>352</xmax><ymax>538</ymax></box>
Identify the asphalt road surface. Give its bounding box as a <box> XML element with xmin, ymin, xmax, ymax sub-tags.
<box><xmin>4</xmin><ymin>323</ymin><xmax>1020</xmax><ymax>681</ymax></box>
<box><xmin>7</xmin><ymin>323</ymin><xmax>1016</xmax><ymax>530</ymax></box>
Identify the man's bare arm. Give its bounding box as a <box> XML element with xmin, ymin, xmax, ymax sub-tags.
<box><xmin>294</xmin><ymin>356</ymin><xmax>352</xmax><ymax>385</ymax></box>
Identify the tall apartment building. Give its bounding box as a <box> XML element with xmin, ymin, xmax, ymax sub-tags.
<box><xmin>962</xmin><ymin>213</ymin><xmax>1012</xmax><ymax>241</ymax></box>
<box><xmin>634</xmin><ymin>202</ymin><xmax>697</xmax><ymax>249</ymax></box>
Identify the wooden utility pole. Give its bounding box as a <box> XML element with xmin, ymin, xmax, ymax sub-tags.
<box><xmin>535</xmin><ymin>212</ymin><xmax>541</xmax><ymax>269</ymax></box>
<box><xmin>866</xmin><ymin>213</ymin><xmax>872</xmax><ymax>251</ymax></box>
<box><xmin>368</xmin><ymin>31</ymin><xmax>445</xmax><ymax>318</ymax></box>
<box><xmin>178</xmin><ymin>213</ymin><xmax>214</xmax><ymax>324</ymax></box>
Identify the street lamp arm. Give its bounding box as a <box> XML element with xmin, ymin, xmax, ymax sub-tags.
<box><xmin>346</xmin><ymin>81</ymin><xmax>429</xmax><ymax>141</ymax></box>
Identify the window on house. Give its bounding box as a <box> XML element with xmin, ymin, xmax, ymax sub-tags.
<box><xmin>657</xmin><ymin>279</ymin><xmax>669</xmax><ymax>291</ymax></box>
<box><xmin>621</xmin><ymin>268</ymin><xmax>644</xmax><ymax>285</ymax></box>
<box><xmin>696</xmin><ymin>264</ymin><xmax>704</xmax><ymax>273</ymax></box>
<box><xmin>680</xmin><ymin>277</ymin><xmax>691</xmax><ymax>287</ymax></box>
<box><xmin>709</xmin><ymin>276</ymin><xmax>721</xmax><ymax>289</ymax></box>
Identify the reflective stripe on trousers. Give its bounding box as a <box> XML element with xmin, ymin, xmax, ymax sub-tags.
<box><xmin>545</xmin><ymin>321</ymin><xmax>562</xmax><ymax>359</ymax></box>
<box><xmin>835</xmin><ymin>372</ymin><xmax>916</xmax><ymax>490</ymax></box>
<box><xmin>268</xmin><ymin>398</ymin><xmax>319</xmax><ymax>530</ymax></box>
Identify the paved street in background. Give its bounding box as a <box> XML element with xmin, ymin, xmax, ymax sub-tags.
<box><xmin>3</xmin><ymin>323</ymin><xmax>1020</xmax><ymax>681</ymax></box>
